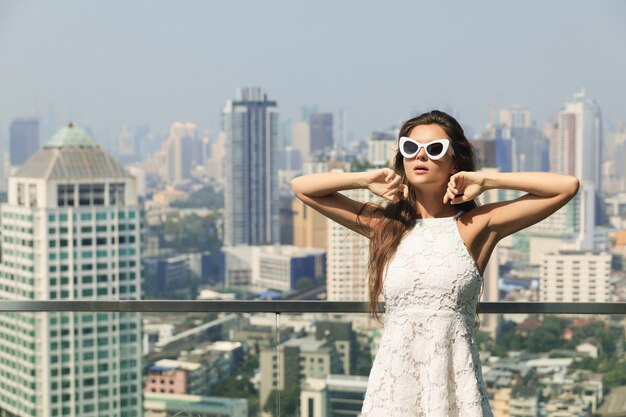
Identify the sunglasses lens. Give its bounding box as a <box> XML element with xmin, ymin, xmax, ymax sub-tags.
<box><xmin>402</xmin><ymin>140</ymin><xmax>419</xmax><ymax>155</ymax></box>
<box><xmin>426</xmin><ymin>142</ymin><xmax>444</xmax><ymax>156</ymax></box>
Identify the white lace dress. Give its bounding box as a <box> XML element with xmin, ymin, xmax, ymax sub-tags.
<box><xmin>360</xmin><ymin>211</ymin><xmax>493</xmax><ymax>417</ymax></box>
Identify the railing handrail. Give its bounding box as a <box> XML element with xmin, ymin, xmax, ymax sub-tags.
<box><xmin>0</xmin><ymin>300</ymin><xmax>625</xmax><ymax>314</ymax></box>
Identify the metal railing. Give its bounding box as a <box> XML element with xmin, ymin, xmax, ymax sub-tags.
<box><xmin>0</xmin><ymin>300</ymin><xmax>625</xmax><ymax>314</ymax></box>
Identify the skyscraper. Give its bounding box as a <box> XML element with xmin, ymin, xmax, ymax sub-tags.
<box><xmin>309</xmin><ymin>113</ymin><xmax>333</xmax><ymax>155</ymax></box>
<box><xmin>555</xmin><ymin>90</ymin><xmax>602</xmax><ymax>184</ymax></box>
<box><xmin>367</xmin><ymin>130</ymin><xmax>396</xmax><ymax>167</ymax></box>
<box><xmin>9</xmin><ymin>118</ymin><xmax>40</xmax><ymax>166</ymax></box>
<box><xmin>0</xmin><ymin>124</ymin><xmax>142</xmax><ymax>416</ymax></box>
<box><xmin>223</xmin><ymin>87</ymin><xmax>279</xmax><ymax>246</ymax></box>
<box><xmin>555</xmin><ymin>89</ymin><xmax>604</xmax><ymax>225</ymax></box>
<box><xmin>499</xmin><ymin>105</ymin><xmax>531</xmax><ymax>128</ymax></box>
<box><xmin>292</xmin><ymin>121</ymin><xmax>311</xmax><ymax>163</ymax></box>
<box><xmin>510</xmin><ymin>127</ymin><xmax>550</xmax><ymax>172</ymax></box>
<box><xmin>162</xmin><ymin>122</ymin><xmax>198</xmax><ymax>182</ymax></box>
<box><xmin>326</xmin><ymin>178</ymin><xmax>377</xmax><ymax>302</ymax></box>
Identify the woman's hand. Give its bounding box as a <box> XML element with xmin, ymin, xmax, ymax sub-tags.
<box><xmin>366</xmin><ymin>168</ymin><xmax>408</xmax><ymax>203</ymax></box>
<box><xmin>444</xmin><ymin>171</ymin><xmax>486</xmax><ymax>204</ymax></box>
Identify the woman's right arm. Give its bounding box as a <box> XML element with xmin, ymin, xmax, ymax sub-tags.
<box><xmin>290</xmin><ymin>169</ymin><xmax>406</xmax><ymax>238</ymax></box>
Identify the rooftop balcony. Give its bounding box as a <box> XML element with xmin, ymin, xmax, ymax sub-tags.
<box><xmin>1</xmin><ymin>301</ymin><xmax>626</xmax><ymax>417</ymax></box>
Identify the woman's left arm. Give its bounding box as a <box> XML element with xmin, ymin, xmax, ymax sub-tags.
<box><xmin>444</xmin><ymin>171</ymin><xmax>580</xmax><ymax>240</ymax></box>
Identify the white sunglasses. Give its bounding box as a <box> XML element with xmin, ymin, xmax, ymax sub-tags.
<box><xmin>399</xmin><ymin>137</ymin><xmax>454</xmax><ymax>160</ymax></box>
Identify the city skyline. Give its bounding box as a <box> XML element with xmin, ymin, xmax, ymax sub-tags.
<box><xmin>1</xmin><ymin>1</ymin><xmax>625</xmax><ymax>145</ymax></box>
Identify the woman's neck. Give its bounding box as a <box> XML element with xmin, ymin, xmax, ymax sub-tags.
<box><xmin>414</xmin><ymin>200</ymin><xmax>458</xmax><ymax>219</ymax></box>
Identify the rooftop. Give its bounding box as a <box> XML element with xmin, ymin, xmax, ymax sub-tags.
<box><xmin>14</xmin><ymin>123</ymin><xmax>132</xmax><ymax>180</ymax></box>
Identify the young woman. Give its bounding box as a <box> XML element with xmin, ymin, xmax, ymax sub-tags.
<box><xmin>291</xmin><ymin>110</ymin><xmax>579</xmax><ymax>416</ymax></box>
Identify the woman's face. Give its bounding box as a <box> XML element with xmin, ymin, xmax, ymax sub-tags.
<box><xmin>402</xmin><ymin>124</ymin><xmax>457</xmax><ymax>190</ymax></box>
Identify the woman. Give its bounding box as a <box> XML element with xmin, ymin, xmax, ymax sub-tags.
<box><xmin>291</xmin><ymin>110</ymin><xmax>579</xmax><ymax>416</ymax></box>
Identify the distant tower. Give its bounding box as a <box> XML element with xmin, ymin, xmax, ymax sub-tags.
<box><xmin>10</xmin><ymin>117</ymin><xmax>39</xmax><ymax>166</ymax></box>
<box><xmin>309</xmin><ymin>113</ymin><xmax>333</xmax><ymax>154</ymax></box>
<box><xmin>336</xmin><ymin>107</ymin><xmax>347</xmax><ymax>149</ymax></box>
<box><xmin>162</xmin><ymin>122</ymin><xmax>198</xmax><ymax>182</ymax></box>
<box><xmin>222</xmin><ymin>87</ymin><xmax>279</xmax><ymax>246</ymax></box>
<box><xmin>326</xmin><ymin>176</ymin><xmax>378</xmax><ymax>302</ymax></box>
<box><xmin>292</xmin><ymin>121</ymin><xmax>311</xmax><ymax>162</ymax></box>
<box><xmin>0</xmin><ymin>124</ymin><xmax>142</xmax><ymax>416</ymax></box>
<box><xmin>499</xmin><ymin>105</ymin><xmax>531</xmax><ymax>128</ymax></box>
<box><xmin>556</xmin><ymin>89</ymin><xmax>604</xmax><ymax>225</ymax></box>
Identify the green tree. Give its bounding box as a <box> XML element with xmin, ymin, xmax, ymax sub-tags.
<box><xmin>350</xmin><ymin>157</ymin><xmax>375</xmax><ymax>172</ymax></box>
<box><xmin>153</xmin><ymin>213</ymin><xmax>222</xmax><ymax>253</ymax></box>
<box><xmin>263</xmin><ymin>383</ymin><xmax>300</xmax><ymax>417</ymax></box>
<box><xmin>600</xmin><ymin>360</ymin><xmax>626</xmax><ymax>388</ymax></box>
<box><xmin>170</xmin><ymin>185</ymin><xmax>224</xmax><ymax>209</ymax></box>
<box><xmin>211</xmin><ymin>355</ymin><xmax>260</xmax><ymax>414</ymax></box>
<box><xmin>526</xmin><ymin>327</ymin><xmax>562</xmax><ymax>353</ymax></box>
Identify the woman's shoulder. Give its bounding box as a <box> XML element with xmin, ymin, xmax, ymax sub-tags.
<box><xmin>456</xmin><ymin>205</ymin><xmax>492</xmax><ymax>233</ymax></box>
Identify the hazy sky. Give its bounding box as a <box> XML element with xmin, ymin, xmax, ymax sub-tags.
<box><xmin>1</xmin><ymin>1</ymin><xmax>625</xmax><ymax>146</ymax></box>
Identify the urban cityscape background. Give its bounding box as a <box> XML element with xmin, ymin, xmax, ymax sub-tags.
<box><xmin>1</xmin><ymin>2</ymin><xmax>626</xmax><ymax>417</ymax></box>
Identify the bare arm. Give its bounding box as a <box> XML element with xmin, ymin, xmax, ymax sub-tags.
<box><xmin>482</xmin><ymin>171</ymin><xmax>580</xmax><ymax>198</ymax></box>
<box><xmin>291</xmin><ymin>171</ymin><xmax>370</xmax><ymax>197</ymax></box>
<box><xmin>291</xmin><ymin>169</ymin><xmax>406</xmax><ymax>238</ymax></box>
<box><xmin>444</xmin><ymin>171</ymin><xmax>580</xmax><ymax>240</ymax></box>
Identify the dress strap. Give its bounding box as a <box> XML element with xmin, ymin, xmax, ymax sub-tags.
<box><xmin>453</xmin><ymin>210</ymin><xmax>464</xmax><ymax>219</ymax></box>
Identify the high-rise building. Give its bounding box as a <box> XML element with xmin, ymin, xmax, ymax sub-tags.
<box><xmin>555</xmin><ymin>89</ymin><xmax>604</xmax><ymax>224</ymax></box>
<box><xmin>367</xmin><ymin>130</ymin><xmax>396</xmax><ymax>167</ymax></box>
<box><xmin>292</xmin><ymin>198</ymin><xmax>328</xmax><ymax>250</ymax></box>
<box><xmin>207</xmin><ymin>131</ymin><xmax>226</xmax><ymax>185</ymax></box>
<box><xmin>0</xmin><ymin>124</ymin><xmax>142</xmax><ymax>416</ymax></box>
<box><xmin>292</xmin><ymin>121</ymin><xmax>311</xmax><ymax>163</ymax></box>
<box><xmin>509</xmin><ymin>127</ymin><xmax>550</xmax><ymax>172</ymax></box>
<box><xmin>9</xmin><ymin>118</ymin><xmax>39</xmax><ymax>166</ymax></box>
<box><xmin>161</xmin><ymin>122</ymin><xmax>198</xmax><ymax>182</ymax></box>
<box><xmin>488</xmin><ymin>106</ymin><xmax>549</xmax><ymax>173</ymax></box>
<box><xmin>326</xmin><ymin>180</ymin><xmax>377</xmax><ymax>302</ymax></box>
<box><xmin>310</xmin><ymin>113</ymin><xmax>334</xmax><ymax>155</ymax></box>
<box><xmin>335</xmin><ymin>107</ymin><xmax>348</xmax><ymax>149</ymax></box>
<box><xmin>499</xmin><ymin>105</ymin><xmax>531</xmax><ymax>128</ymax></box>
<box><xmin>555</xmin><ymin>90</ymin><xmax>602</xmax><ymax>184</ymax></box>
<box><xmin>471</xmin><ymin>138</ymin><xmax>497</xmax><ymax>169</ymax></box>
<box><xmin>540</xmin><ymin>251</ymin><xmax>611</xmax><ymax>302</ymax></box>
<box><xmin>223</xmin><ymin>87</ymin><xmax>279</xmax><ymax>246</ymax></box>
<box><xmin>292</xmin><ymin>162</ymin><xmax>337</xmax><ymax>251</ymax></box>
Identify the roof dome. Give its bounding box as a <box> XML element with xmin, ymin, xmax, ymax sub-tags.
<box><xmin>14</xmin><ymin>123</ymin><xmax>131</xmax><ymax>180</ymax></box>
<box><xmin>44</xmin><ymin>123</ymin><xmax>99</xmax><ymax>148</ymax></box>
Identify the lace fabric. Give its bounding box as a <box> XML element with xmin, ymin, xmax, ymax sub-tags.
<box><xmin>360</xmin><ymin>213</ymin><xmax>493</xmax><ymax>417</ymax></box>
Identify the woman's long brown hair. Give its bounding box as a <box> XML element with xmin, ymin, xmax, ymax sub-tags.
<box><xmin>357</xmin><ymin>110</ymin><xmax>480</xmax><ymax>324</ymax></box>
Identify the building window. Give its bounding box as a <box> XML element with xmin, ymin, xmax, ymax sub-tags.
<box><xmin>93</xmin><ymin>184</ymin><xmax>105</xmax><ymax>205</ymax></box>
<box><xmin>28</xmin><ymin>184</ymin><xmax>37</xmax><ymax>207</ymax></box>
<box><xmin>57</xmin><ymin>184</ymin><xmax>75</xmax><ymax>207</ymax></box>
<box><xmin>79</xmin><ymin>183</ymin><xmax>105</xmax><ymax>206</ymax></box>
<box><xmin>110</xmin><ymin>183</ymin><xmax>125</xmax><ymax>205</ymax></box>
<box><xmin>17</xmin><ymin>183</ymin><xmax>25</xmax><ymax>206</ymax></box>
